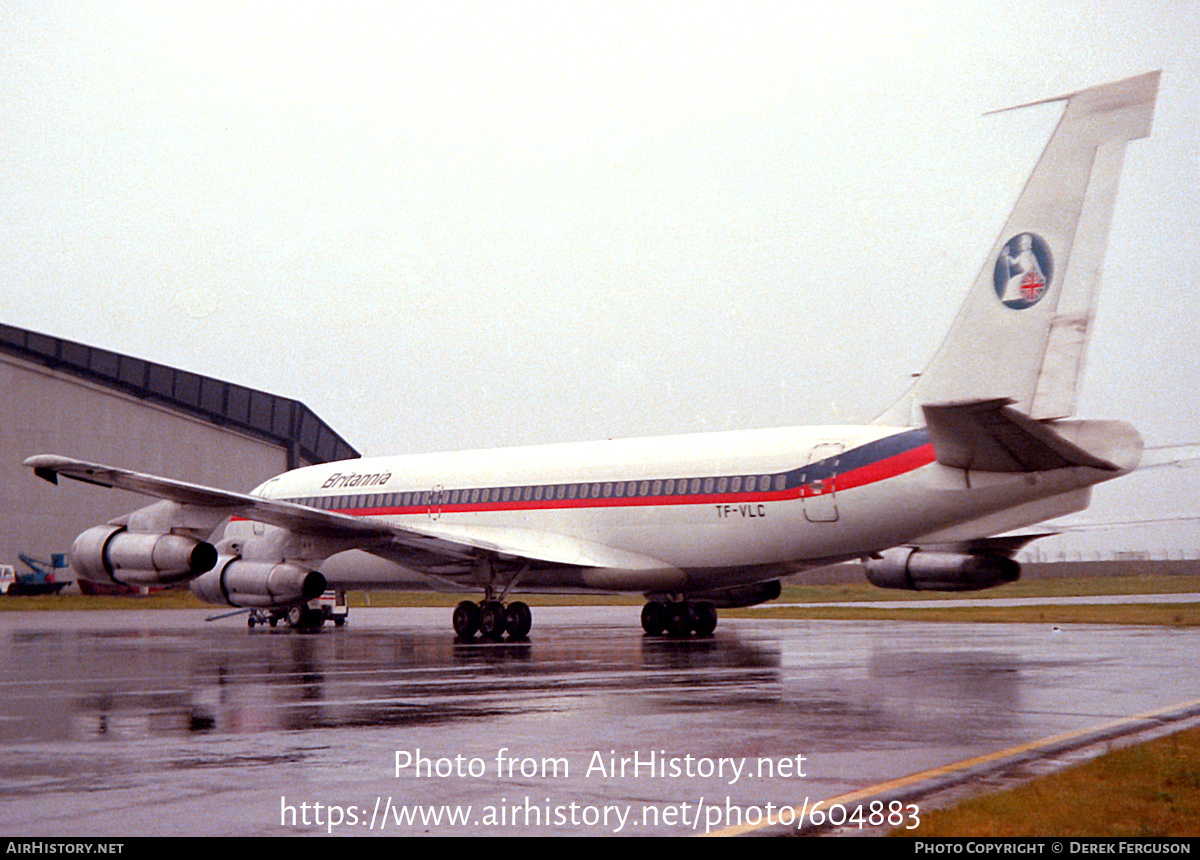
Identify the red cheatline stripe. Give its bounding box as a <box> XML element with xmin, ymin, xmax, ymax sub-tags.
<box><xmin>284</xmin><ymin>441</ymin><xmax>940</xmax><ymax>518</ymax></box>
<box><xmin>825</xmin><ymin>443</ymin><xmax>937</xmax><ymax>495</ymax></box>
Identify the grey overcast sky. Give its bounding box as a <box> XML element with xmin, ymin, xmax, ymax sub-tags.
<box><xmin>2</xmin><ymin>2</ymin><xmax>1197</xmax><ymax>533</ymax></box>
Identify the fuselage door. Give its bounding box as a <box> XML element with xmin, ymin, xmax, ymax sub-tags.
<box><xmin>802</xmin><ymin>443</ymin><xmax>843</xmax><ymax>523</ymax></box>
<box><xmin>428</xmin><ymin>484</ymin><xmax>444</xmax><ymax>521</ymax></box>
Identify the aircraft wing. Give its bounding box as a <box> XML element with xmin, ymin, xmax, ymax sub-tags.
<box><xmin>23</xmin><ymin>455</ymin><xmax>675</xmax><ymax>576</ymax></box>
<box><xmin>26</xmin><ymin>455</ymin><xmax>392</xmax><ymax>540</ymax></box>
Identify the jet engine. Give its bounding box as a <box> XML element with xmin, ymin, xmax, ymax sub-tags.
<box><xmin>71</xmin><ymin>524</ymin><xmax>218</xmax><ymax>586</ymax></box>
<box><xmin>189</xmin><ymin>556</ymin><xmax>326</xmax><ymax>608</ymax></box>
<box><xmin>864</xmin><ymin>547</ymin><xmax>1019</xmax><ymax>592</ymax></box>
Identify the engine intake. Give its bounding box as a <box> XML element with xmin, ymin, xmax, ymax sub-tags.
<box><xmin>71</xmin><ymin>525</ymin><xmax>218</xmax><ymax>586</ymax></box>
<box><xmin>864</xmin><ymin>547</ymin><xmax>1020</xmax><ymax>592</ymax></box>
<box><xmin>190</xmin><ymin>557</ymin><xmax>326</xmax><ymax>608</ymax></box>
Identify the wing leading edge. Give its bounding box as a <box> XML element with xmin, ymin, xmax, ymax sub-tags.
<box><xmin>22</xmin><ymin>455</ymin><xmax>677</xmax><ymax>580</ymax></box>
<box><xmin>26</xmin><ymin>455</ymin><xmax>390</xmax><ymax>539</ymax></box>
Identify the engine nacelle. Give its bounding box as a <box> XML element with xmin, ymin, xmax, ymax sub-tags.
<box><xmin>189</xmin><ymin>556</ymin><xmax>327</xmax><ymax>608</ymax></box>
<box><xmin>71</xmin><ymin>524</ymin><xmax>218</xmax><ymax>586</ymax></box>
<box><xmin>864</xmin><ymin>547</ymin><xmax>1020</xmax><ymax>592</ymax></box>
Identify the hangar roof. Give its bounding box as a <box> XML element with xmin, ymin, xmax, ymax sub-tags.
<box><xmin>0</xmin><ymin>323</ymin><xmax>359</xmax><ymax>467</ymax></box>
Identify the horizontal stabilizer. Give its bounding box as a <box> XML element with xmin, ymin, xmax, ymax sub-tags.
<box><xmin>1138</xmin><ymin>444</ymin><xmax>1200</xmax><ymax>470</ymax></box>
<box><xmin>922</xmin><ymin>399</ymin><xmax>1119</xmax><ymax>472</ymax></box>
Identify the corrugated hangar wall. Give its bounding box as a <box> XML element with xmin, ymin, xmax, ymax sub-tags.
<box><xmin>0</xmin><ymin>324</ymin><xmax>358</xmax><ymax>574</ymax></box>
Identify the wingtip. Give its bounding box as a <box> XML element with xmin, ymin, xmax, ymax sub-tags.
<box><xmin>24</xmin><ymin>456</ymin><xmax>62</xmax><ymax>485</ymax></box>
<box><xmin>23</xmin><ymin>454</ymin><xmax>71</xmax><ymax>481</ymax></box>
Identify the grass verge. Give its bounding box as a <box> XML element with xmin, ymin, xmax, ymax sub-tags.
<box><xmin>3</xmin><ymin>575</ymin><xmax>1198</xmax><ymax>625</ymax></box>
<box><xmin>774</xmin><ymin>574</ymin><xmax>1200</xmax><ymax>603</ymax></box>
<box><xmin>737</xmin><ymin>602</ymin><xmax>1200</xmax><ymax>627</ymax></box>
<box><xmin>731</xmin><ymin>574</ymin><xmax>1200</xmax><ymax>626</ymax></box>
<box><xmin>0</xmin><ymin>588</ymin><xmax>643</xmax><ymax>612</ymax></box>
<box><xmin>896</xmin><ymin>725</ymin><xmax>1200</xmax><ymax>837</ymax></box>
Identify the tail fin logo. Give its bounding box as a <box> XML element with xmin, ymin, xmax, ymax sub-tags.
<box><xmin>993</xmin><ymin>232</ymin><xmax>1053</xmax><ymax>309</ymax></box>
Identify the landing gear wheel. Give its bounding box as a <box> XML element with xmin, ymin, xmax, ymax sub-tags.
<box><xmin>665</xmin><ymin>603</ymin><xmax>695</xmax><ymax>637</ymax></box>
<box><xmin>478</xmin><ymin>601</ymin><xmax>508</xmax><ymax>640</ymax></box>
<box><xmin>452</xmin><ymin>600</ymin><xmax>481</xmax><ymax>639</ymax></box>
<box><xmin>453</xmin><ymin>599</ymin><xmax>534</xmax><ymax>641</ymax></box>
<box><xmin>641</xmin><ymin>601</ymin><xmax>669</xmax><ymax>636</ymax></box>
<box><xmin>692</xmin><ymin>601</ymin><xmax>718</xmax><ymax>636</ymax></box>
<box><xmin>504</xmin><ymin>601</ymin><xmax>532</xmax><ymax>640</ymax></box>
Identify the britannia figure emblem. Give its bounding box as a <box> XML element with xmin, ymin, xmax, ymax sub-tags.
<box><xmin>994</xmin><ymin>232</ymin><xmax>1053</xmax><ymax>309</ymax></box>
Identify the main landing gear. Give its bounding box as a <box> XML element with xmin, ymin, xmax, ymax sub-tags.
<box><xmin>454</xmin><ymin>560</ymin><xmax>532</xmax><ymax>642</ymax></box>
<box><xmin>641</xmin><ymin>600</ymin><xmax>718</xmax><ymax>637</ymax></box>
<box><xmin>452</xmin><ymin>599</ymin><xmax>532</xmax><ymax>641</ymax></box>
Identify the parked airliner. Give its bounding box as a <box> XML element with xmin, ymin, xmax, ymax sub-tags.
<box><xmin>27</xmin><ymin>72</ymin><xmax>1159</xmax><ymax>639</ymax></box>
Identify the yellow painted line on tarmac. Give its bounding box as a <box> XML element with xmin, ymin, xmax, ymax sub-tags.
<box><xmin>709</xmin><ymin>696</ymin><xmax>1200</xmax><ymax>837</ymax></box>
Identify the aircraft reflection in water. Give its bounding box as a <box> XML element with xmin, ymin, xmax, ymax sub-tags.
<box><xmin>0</xmin><ymin>614</ymin><xmax>778</xmax><ymax>740</ymax></box>
<box><xmin>6</xmin><ymin>611</ymin><xmax>1197</xmax><ymax>838</ymax></box>
<box><xmin>0</xmin><ymin>612</ymin><xmax>1029</xmax><ymax>745</ymax></box>
<box><xmin>27</xmin><ymin>73</ymin><xmax>1161</xmax><ymax>640</ymax></box>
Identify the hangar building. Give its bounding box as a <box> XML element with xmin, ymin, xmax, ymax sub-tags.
<box><xmin>0</xmin><ymin>323</ymin><xmax>358</xmax><ymax>580</ymax></box>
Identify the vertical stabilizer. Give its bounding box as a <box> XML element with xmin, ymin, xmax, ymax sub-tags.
<box><xmin>877</xmin><ymin>71</ymin><xmax>1159</xmax><ymax>427</ymax></box>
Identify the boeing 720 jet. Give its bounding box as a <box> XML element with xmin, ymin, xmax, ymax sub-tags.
<box><xmin>27</xmin><ymin>72</ymin><xmax>1160</xmax><ymax>639</ymax></box>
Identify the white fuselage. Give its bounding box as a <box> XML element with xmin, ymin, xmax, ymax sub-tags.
<box><xmin>234</xmin><ymin>422</ymin><xmax>1132</xmax><ymax>596</ymax></box>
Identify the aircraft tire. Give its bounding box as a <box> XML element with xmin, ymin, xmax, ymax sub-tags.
<box><xmin>504</xmin><ymin>601</ymin><xmax>532</xmax><ymax>640</ymax></box>
<box><xmin>479</xmin><ymin>601</ymin><xmax>507</xmax><ymax>640</ymax></box>
<box><xmin>641</xmin><ymin>601</ymin><xmax>668</xmax><ymax>636</ymax></box>
<box><xmin>452</xmin><ymin>600</ymin><xmax>481</xmax><ymax>639</ymax></box>
<box><xmin>665</xmin><ymin>603</ymin><xmax>694</xmax><ymax>637</ymax></box>
<box><xmin>692</xmin><ymin>601</ymin><xmax>718</xmax><ymax>636</ymax></box>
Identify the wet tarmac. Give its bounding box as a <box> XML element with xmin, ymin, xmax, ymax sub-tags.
<box><xmin>1</xmin><ymin>607</ymin><xmax>1198</xmax><ymax>836</ymax></box>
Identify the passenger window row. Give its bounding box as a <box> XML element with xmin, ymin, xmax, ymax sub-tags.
<box><xmin>285</xmin><ymin>471</ymin><xmax>790</xmax><ymax>512</ymax></box>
